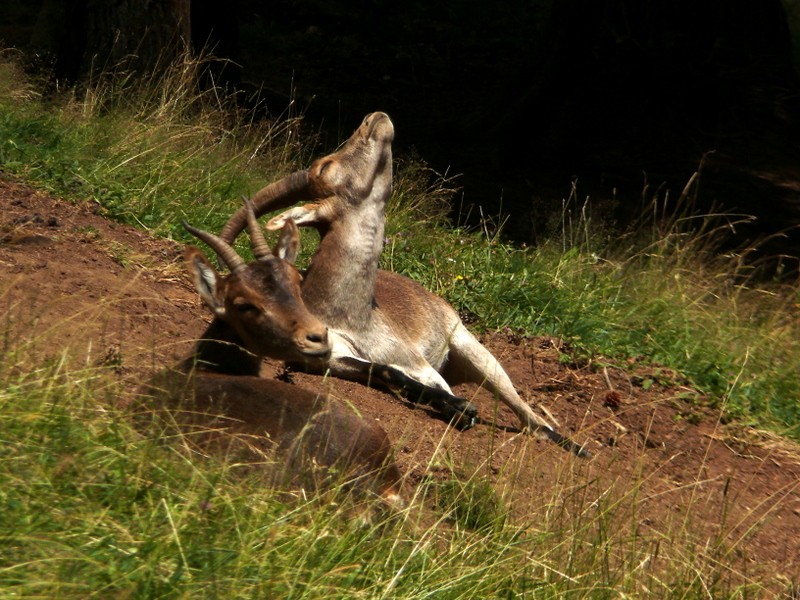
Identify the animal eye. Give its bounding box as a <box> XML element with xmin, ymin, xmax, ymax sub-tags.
<box><xmin>233</xmin><ymin>301</ymin><xmax>258</xmax><ymax>314</ymax></box>
<box><xmin>318</xmin><ymin>160</ymin><xmax>333</xmax><ymax>176</ymax></box>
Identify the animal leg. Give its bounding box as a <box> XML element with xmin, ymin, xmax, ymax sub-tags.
<box><xmin>323</xmin><ymin>354</ymin><xmax>477</xmax><ymax>429</ymax></box>
<box><xmin>444</xmin><ymin>325</ymin><xmax>590</xmax><ymax>456</ymax></box>
<box><xmin>266</xmin><ymin>203</ymin><xmax>329</xmax><ymax>230</ymax></box>
<box><xmin>373</xmin><ymin>363</ymin><xmax>477</xmax><ymax>429</ymax></box>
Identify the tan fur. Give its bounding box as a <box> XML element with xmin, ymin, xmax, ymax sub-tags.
<box><xmin>228</xmin><ymin>113</ymin><xmax>588</xmax><ymax>455</ymax></box>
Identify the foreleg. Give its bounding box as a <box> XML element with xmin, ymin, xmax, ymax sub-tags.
<box><xmin>323</xmin><ymin>354</ymin><xmax>477</xmax><ymax>429</ymax></box>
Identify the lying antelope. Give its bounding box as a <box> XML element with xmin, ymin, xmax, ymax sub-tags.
<box><xmin>143</xmin><ymin>204</ymin><xmax>404</xmax><ymax>504</ymax></box>
<box><xmin>221</xmin><ymin>113</ymin><xmax>589</xmax><ymax>457</ymax></box>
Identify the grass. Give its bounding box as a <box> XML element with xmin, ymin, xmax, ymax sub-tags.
<box><xmin>383</xmin><ymin>175</ymin><xmax>800</xmax><ymax>438</ymax></box>
<box><xmin>1</xmin><ymin>49</ymin><xmax>799</xmax><ymax>597</ymax></box>
<box><xmin>0</xmin><ymin>342</ymin><xmax>786</xmax><ymax>598</ymax></box>
<box><xmin>0</xmin><ymin>49</ymin><xmax>307</xmax><ymax>240</ymax></box>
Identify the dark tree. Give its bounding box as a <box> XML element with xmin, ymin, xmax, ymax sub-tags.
<box><xmin>191</xmin><ymin>0</ymin><xmax>241</xmax><ymax>89</ymax></box>
<box><xmin>506</xmin><ymin>0</ymin><xmax>799</xmax><ymax>176</ymax></box>
<box><xmin>33</xmin><ymin>0</ymin><xmax>191</xmax><ymax>82</ymax></box>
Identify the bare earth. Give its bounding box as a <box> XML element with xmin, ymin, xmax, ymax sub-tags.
<box><xmin>2</xmin><ymin>175</ymin><xmax>798</xmax><ymax>590</ymax></box>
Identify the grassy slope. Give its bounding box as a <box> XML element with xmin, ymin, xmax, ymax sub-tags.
<box><xmin>2</xmin><ymin>54</ymin><xmax>797</xmax><ymax>437</ymax></box>
<box><xmin>1</xmin><ymin>51</ymin><xmax>798</xmax><ymax>597</ymax></box>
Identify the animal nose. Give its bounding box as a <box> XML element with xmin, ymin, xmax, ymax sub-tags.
<box><xmin>299</xmin><ymin>326</ymin><xmax>330</xmax><ymax>358</ymax></box>
<box><xmin>306</xmin><ymin>328</ymin><xmax>328</xmax><ymax>345</ymax></box>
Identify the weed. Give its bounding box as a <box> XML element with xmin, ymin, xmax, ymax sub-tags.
<box><xmin>425</xmin><ymin>472</ymin><xmax>506</xmax><ymax>531</ymax></box>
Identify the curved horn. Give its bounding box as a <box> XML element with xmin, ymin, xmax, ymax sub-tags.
<box><xmin>220</xmin><ymin>170</ymin><xmax>311</xmax><ymax>244</ymax></box>
<box><xmin>243</xmin><ymin>198</ymin><xmax>273</xmax><ymax>261</ymax></box>
<box><xmin>183</xmin><ymin>221</ymin><xmax>246</xmax><ymax>274</ymax></box>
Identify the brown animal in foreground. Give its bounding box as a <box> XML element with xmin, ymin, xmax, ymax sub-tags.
<box><xmin>142</xmin><ymin>206</ymin><xmax>404</xmax><ymax>505</ymax></box>
<box><xmin>220</xmin><ymin>113</ymin><xmax>589</xmax><ymax>457</ymax></box>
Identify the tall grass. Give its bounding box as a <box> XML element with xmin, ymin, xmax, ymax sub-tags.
<box><xmin>0</xmin><ymin>337</ymin><xmax>785</xmax><ymax>597</ymax></box>
<box><xmin>384</xmin><ymin>174</ymin><xmax>800</xmax><ymax>438</ymax></box>
<box><xmin>1</xmin><ymin>47</ymin><xmax>798</xmax><ymax>436</ymax></box>
<box><xmin>1</xmin><ymin>46</ymin><xmax>799</xmax><ymax>437</ymax></box>
<box><xmin>0</xmin><ymin>49</ymin><xmax>307</xmax><ymax>240</ymax></box>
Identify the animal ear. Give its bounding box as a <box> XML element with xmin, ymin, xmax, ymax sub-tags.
<box><xmin>185</xmin><ymin>247</ymin><xmax>226</xmax><ymax>317</ymax></box>
<box><xmin>274</xmin><ymin>218</ymin><xmax>300</xmax><ymax>264</ymax></box>
<box><xmin>314</xmin><ymin>157</ymin><xmax>344</xmax><ymax>185</ymax></box>
<box><xmin>266</xmin><ymin>202</ymin><xmax>326</xmax><ymax>230</ymax></box>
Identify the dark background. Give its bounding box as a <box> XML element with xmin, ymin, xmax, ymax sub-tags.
<box><xmin>4</xmin><ymin>0</ymin><xmax>800</xmax><ymax>276</ymax></box>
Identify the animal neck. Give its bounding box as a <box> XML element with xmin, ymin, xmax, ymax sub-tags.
<box><xmin>180</xmin><ymin>318</ymin><xmax>262</xmax><ymax>376</ymax></box>
<box><xmin>302</xmin><ymin>206</ymin><xmax>386</xmax><ymax>330</ymax></box>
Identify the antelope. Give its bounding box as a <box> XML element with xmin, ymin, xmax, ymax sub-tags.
<box><xmin>220</xmin><ymin>114</ymin><xmax>589</xmax><ymax>457</ymax></box>
<box><xmin>143</xmin><ymin>203</ymin><xmax>404</xmax><ymax>505</ymax></box>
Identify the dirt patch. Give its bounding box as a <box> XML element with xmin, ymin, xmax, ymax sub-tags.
<box><xmin>2</xmin><ymin>175</ymin><xmax>798</xmax><ymax>589</ymax></box>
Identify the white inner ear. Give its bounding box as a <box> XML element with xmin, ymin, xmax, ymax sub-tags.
<box><xmin>277</xmin><ymin>234</ymin><xmax>299</xmax><ymax>264</ymax></box>
<box><xmin>193</xmin><ymin>258</ymin><xmax>225</xmax><ymax>317</ymax></box>
<box><xmin>266</xmin><ymin>205</ymin><xmax>321</xmax><ymax>230</ymax></box>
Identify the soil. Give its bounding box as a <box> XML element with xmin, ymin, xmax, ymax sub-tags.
<box><xmin>2</xmin><ymin>175</ymin><xmax>798</xmax><ymax>591</ymax></box>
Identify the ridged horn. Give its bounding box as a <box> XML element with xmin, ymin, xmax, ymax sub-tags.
<box><xmin>183</xmin><ymin>221</ymin><xmax>246</xmax><ymax>274</ymax></box>
<box><xmin>220</xmin><ymin>170</ymin><xmax>311</xmax><ymax>244</ymax></box>
<box><xmin>243</xmin><ymin>197</ymin><xmax>272</xmax><ymax>261</ymax></box>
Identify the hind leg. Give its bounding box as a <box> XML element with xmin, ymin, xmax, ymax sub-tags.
<box><xmin>443</xmin><ymin>325</ymin><xmax>590</xmax><ymax>456</ymax></box>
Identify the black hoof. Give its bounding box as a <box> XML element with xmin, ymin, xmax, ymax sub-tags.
<box><xmin>449</xmin><ymin>400</ymin><xmax>478</xmax><ymax>430</ymax></box>
<box><xmin>544</xmin><ymin>428</ymin><xmax>591</xmax><ymax>457</ymax></box>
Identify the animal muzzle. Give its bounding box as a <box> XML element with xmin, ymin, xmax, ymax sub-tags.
<box><xmin>366</xmin><ymin>112</ymin><xmax>394</xmax><ymax>143</ymax></box>
<box><xmin>295</xmin><ymin>325</ymin><xmax>331</xmax><ymax>361</ymax></box>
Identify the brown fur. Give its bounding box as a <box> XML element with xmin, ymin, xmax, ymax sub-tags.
<box><xmin>142</xmin><ymin>224</ymin><xmax>405</xmax><ymax>504</ymax></box>
<box><xmin>145</xmin><ymin>370</ymin><xmax>403</xmax><ymax>502</ymax></box>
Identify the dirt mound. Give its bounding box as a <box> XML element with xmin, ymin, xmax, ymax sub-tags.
<box><xmin>2</xmin><ymin>175</ymin><xmax>798</xmax><ymax>587</ymax></box>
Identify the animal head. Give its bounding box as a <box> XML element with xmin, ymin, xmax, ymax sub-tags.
<box><xmin>184</xmin><ymin>203</ymin><xmax>330</xmax><ymax>363</ymax></box>
<box><xmin>306</xmin><ymin>111</ymin><xmax>394</xmax><ymax>203</ymax></box>
<box><xmin>219</xmin><ymin>112</ymin><xmax>394</xmax><ymax>242</ymax></box>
